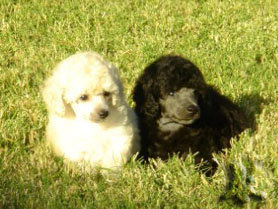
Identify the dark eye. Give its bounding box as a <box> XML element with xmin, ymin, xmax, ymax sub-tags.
<box><xmin>169</xmin><ymin>92</ymin><xmax>174</xmax><ymax>96</ymax></box>
<box><xmin>80</xmin><ymin>94</ymin><xmax>88</xmax><ymax>101</ymax></box>
<box><xmin>193</xmin><ymin>90</ymin><xmax>200</xmax><ymax>97</ymax></box>
<box><xmin>103</xmin><ymin>91</ymin><xmax>110</xmax><ymax>97</ymax></box>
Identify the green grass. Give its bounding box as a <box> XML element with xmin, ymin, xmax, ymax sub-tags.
<box><xmin>1</xmin><ymin>0</ymin><xmax>278</xmax><ymax>208</ymax></box>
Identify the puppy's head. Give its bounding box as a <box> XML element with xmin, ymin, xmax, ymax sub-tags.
<box><xmin>42</xmin><ymin>51</ymin><xmax>124</xmax><ymax>122</ymax></box>
<box><xmin>160</xmin><ymin>87</ymin><xmax>201</xmax><ymax>125</ymax></box>
<box><xmin>134</xmin><ymin>55</ymin><xmax>206</xmax><ymax>122</ymax></box>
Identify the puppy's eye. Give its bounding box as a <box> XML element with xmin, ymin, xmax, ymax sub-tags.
<box><xmin>80</xmin><ymin>94</ymin><xmax>89</xmax><ymax>101</ymax></box>
<box><xmin>103</xmin><ymin>91</ymin><xmax>110</xmax><ymax>97</ymax></box>
<box><xmin>169</xmin><ymin>92</ymin><xmax>174</xmax><ymax>96</ymax></box>
<box><xmin>193</xmin><ymin>90</ymin><xmax>201</xmax><ymax>98</ymax></box>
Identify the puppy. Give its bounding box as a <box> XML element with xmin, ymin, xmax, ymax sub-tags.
<box><xmin>133</xmin><ymin>55</ymin><xmax>249</xmax><ymax>172</ymax></box>
<box><xmin>42</xmin><ymin>51</ymin><xmax>140</xmax><ymax>170</ymax></box>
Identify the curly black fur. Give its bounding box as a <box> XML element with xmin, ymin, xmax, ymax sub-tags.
<box><xmin>133</xmin><ymin>55</ymin><xmax>250</xmax><ymax>172</ymax></box>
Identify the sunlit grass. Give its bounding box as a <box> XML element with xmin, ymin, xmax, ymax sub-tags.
<box><xmin>1</xmin><ymin>0</ymin><xmax>278</xmax><ymax>208</ymax></box>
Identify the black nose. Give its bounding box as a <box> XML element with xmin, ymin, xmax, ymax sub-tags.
<box><xmin>98</xmin><ymin>110</ymin><xmax>109</xmax><ymax>119</ymax></box>
<box><xmin>187</xmin><ymin>105</ymin><xmax>199</xmax><ymax>114</ymax></box>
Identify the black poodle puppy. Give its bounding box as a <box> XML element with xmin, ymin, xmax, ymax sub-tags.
<box><xmin>133</xmin><ymin>55</ymin><xmax>250</xmax><ymax>171</ymax></box>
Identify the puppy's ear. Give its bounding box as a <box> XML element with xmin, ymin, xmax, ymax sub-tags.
<box><xmin>144</xmin><ymin>94</ymin><xmax>160</xmax><ymax>120</ymax></box>
<box><xmin>109</xmin><ymin>64</ymin><xmax>125</xmax><ymax>106</ymax></box>
<box><xmin>133</xmin><ymin>82</ymin><xmax>160</xmax><ymax>120</ymax></box>
<box><xmin>42</xmin><ymin>75</ymin><xmax>74</xmax><ymax>117</ymax></box>
<box><xmin>111</xmin><ymin>86</ymin><xmax>124</xmax><ymax>106</ymax></box>
<box><xmin>133</xmin><ymin>83</ymin><xmax>144</xmax><ymax>108</ymax></box>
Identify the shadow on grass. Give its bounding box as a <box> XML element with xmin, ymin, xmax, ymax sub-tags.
<box><xmin>238</xmin><ymin>92</ymin><xmax>270</xmax><ymax>132</ymax></box>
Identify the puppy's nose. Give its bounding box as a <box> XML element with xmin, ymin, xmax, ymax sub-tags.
<box><xmin>187</xmin><ymin>105</ymin><xmax>199</xmax><ymax>114</ymax></box>
<box><xmin>98</xmin><ymin>109</ymin><xmax>109</xmax><ymax>119</ymax></box>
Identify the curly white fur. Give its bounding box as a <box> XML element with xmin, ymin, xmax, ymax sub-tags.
<box><xmin>42</xmin><ymin>51</ymin><xmax>140</xmax><ymax>170</ymax></box>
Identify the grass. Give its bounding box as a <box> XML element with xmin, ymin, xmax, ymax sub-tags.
<box><xmin>1</xmin><ymin>0</ymin><xmax>278</xmax><ymax>208</ymax></box>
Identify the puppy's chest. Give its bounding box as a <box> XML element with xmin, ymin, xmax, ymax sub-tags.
<box><xmin>62</xmin><ymin>122</ymin><xmax>106</xmax><ymax>150</ymax></box>
<box><xmin>72</xmin><ymin>121</ymin><xmax>130</xmax><ymax>147</ymax></box>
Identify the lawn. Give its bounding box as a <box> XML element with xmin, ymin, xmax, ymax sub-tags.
<box><xmin>0</xmin><ymin>0</ymin><xmax>278</xmax><ymax>208</ymax></box>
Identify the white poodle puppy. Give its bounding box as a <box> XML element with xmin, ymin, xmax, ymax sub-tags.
<box><xmin>42</xmin><ymin>51</ymin><xmax>140</xmax><ymax>170</ymax></box>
